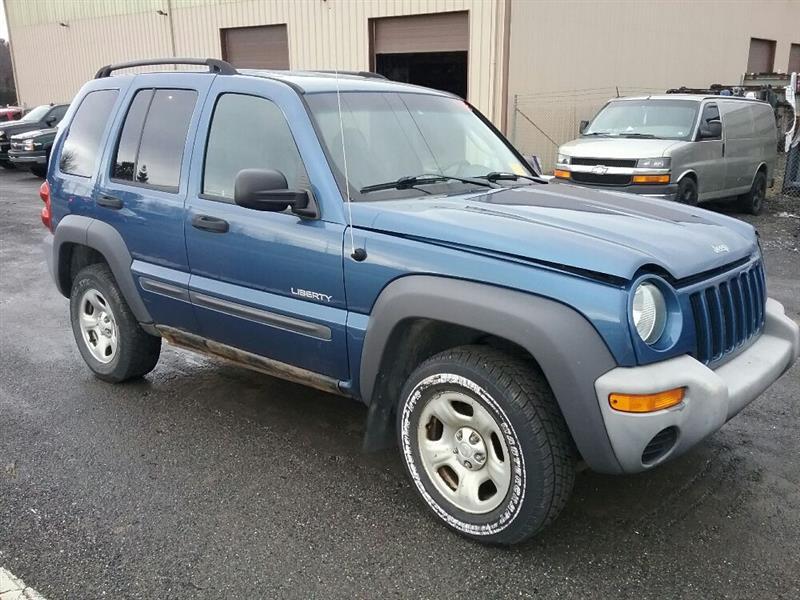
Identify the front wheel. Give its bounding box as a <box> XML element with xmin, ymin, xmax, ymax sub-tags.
<box><xmin>397</xmin><ymin>346</ymin><xmax>575</xmax><ymax>545</ymax></box>
<box><xmin>676</xmin><ymin>177</ymin><xmax>698</xmax><ymax>205</ymax></box>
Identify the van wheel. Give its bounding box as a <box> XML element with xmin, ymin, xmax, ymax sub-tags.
<box><xmin>676</xmin><ymin>177</ymin><xmax>698</xmax><ymax>205</ymax></box>
<box><xmin>70</xmin><ymin>263</ymin><xmax>161</xmax><ymax>382</ymax></box>
<box><xmin>739</xmin><ymin>171</ymin><xmax>766</xmax><ymax>215</ymax></box>
<box><xmin>397</xmin><ymin>345</ymin><xmax>575</xmax><ymax>545</ymax></box>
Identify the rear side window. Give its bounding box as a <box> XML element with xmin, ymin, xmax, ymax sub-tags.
<box><xmin>59</xmin><ymin>90</ymin><xmax>118</xmax><ymax>177</ymax></box>
<box><xmin>111</xmin><ymin>88</ymin><xmax>197</xmax><ymax>192</ymax></box>
<box><xmin>202</xmin><ymin>93</ymin><xmax>308</xmax><ymax>200</ymax></box>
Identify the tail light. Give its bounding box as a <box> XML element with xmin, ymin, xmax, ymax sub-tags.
<box><xmin>39</xmin><ymin>181</ymin><xmax>53</xmax><ymax>232</ymax></box>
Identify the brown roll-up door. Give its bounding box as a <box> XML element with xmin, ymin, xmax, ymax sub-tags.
<box><xmin>221</xmin><ymin>24</ymin><xmax>289</xmax><ymax>70</ymax></box>
<box><xmin>746</xmin><ymin>38</ymin><xmax>776</xmax><ymax>73</ymax></box>
<box><xmin>789</xmin><ymin>44</ymin><xmax>800</xmax><ymax>74</ymax></box>
<box><xmin>372</xmin><ymin>11</ymin><xmax>468</xmax><ymax>55</ymax></box>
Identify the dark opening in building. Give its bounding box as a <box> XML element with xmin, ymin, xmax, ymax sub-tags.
<box><xmin>370</xmin><ymin>11</ymin><xmax>469</xmax><ymax>99</ymax></box>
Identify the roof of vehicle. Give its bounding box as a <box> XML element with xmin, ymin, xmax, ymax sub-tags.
<box><xmin>610</xmin><ymin>94</ymin><xmax>767</xmax><ymax>104</ymax></box>
<box><xmin>239</xmin><ymin>69</ymin><xmax>456</xmax><ymax>96</ymax></box>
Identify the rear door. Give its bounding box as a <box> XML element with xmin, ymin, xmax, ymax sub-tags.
<box><xmin>693</xmin><ymin>102</ymin><xmax>725</xmax><ymax>198</ymax></box>
<box><xmin>96</xmin><ymin>73</ymin><xmax>213</xmax><ymax>331</ymax></box>
<box><xmin>183</xmin><ymin>77</ymin><xmax>349</xmax><ymax>380</ymax></box>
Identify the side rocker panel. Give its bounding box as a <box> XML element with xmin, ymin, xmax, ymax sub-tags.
<box><xmin>359</xmin><ymin>276</ymin><xmax>623</xmax><ymax>474</ymax></box>
<box><xmin>51</xmin><ymin>214</ymin><xmax>153</xmax><ymax>324</ymax></box>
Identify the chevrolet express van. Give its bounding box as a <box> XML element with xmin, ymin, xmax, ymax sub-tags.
<box><xmin>555</xmin><ymin>95</ymin><xmax>778</xmax><ymax>214</ymax></box>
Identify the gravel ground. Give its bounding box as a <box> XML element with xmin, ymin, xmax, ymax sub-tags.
<box><xmin>1</xmin><ymin>168</ymin><xmax>798</xmax><ymax>599</ymax></box>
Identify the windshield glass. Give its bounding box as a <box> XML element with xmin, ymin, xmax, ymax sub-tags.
<box><xmin>20</xmin><ymin>105</ymin><xmax>51</xmax><ymax>123</ymax></box>
<box><xmin>306</xmin><ymin>92</ymin><xmax>531</xmax><ymax>201</ymax></box>
<box><xmin>584</xmin><ymin>99</ymin><xmax>698</xmax><ymax>140</ymax></box>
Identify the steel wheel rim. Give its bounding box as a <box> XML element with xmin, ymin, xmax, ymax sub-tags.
<box><xmin>78</xmin><ymin>288</ymin><xmax>118</xmax><ymax>363</ymax></box>
<box><xmin>417</xmin><ymin>390</ymin><xmax>512</xmax><ymax>514</ymax></box>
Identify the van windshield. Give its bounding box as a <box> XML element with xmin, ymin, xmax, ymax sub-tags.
<box><xmin>305</xmin><ymin>91</ymin><xmax>532</xmax><ymax>201</ymax></box>
<box><xmin>584</xmin><ymin>99</ymin><xmax>699</xmax><ymax>140</ymax></box>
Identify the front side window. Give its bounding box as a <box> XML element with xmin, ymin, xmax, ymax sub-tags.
<box><xmin>699</xmin><ymin>104</ymin><xmax>721</xmax><ymax>140</ymax></box>
<box><xmin>20</xmin><ymin>105</ymin><xmax>51</xmax><ymax>123</ymax></box>
<box><xmin>203</xmin><ymin>93</ymin><xmax>308</xmax><ymax>200</ymax></box>
<box><xmin>305</xmin><ymin>92</ymin><xmax>529</xmax><ymax>201</ymax></box>
<box><xmin>47</xmin><ymin>105</ymin><xmax>69</xmax><ymax>124</ymax></box>
<box><xmin>59</xmin><ymin>90</ymin><xmax>119</xmax><ymax>177</ymax></box>
<box><xmin>111</xmin><ymin>88</ymin><xmax>197</xmax><ymax>191</ymax></box>
<box><xmin>584</xmin><ymin>99</ymin><xmax>699</xmax><ymax>140</ymax></box>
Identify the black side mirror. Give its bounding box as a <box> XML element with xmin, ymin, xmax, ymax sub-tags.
<box><xmin>579</xmin><ymin>120</ymin><xmax>590</xmax><ymax>133</ymax></box>
<box><xmin>44</xmin><ymin>116</ymin><xmax>56</xmax><ymax>126</ymax></box>
<box><xmin>698</xmin><ymin>120</ymin><xmax>722</xmax><ymax>140</ymax></box>
<box><xmin>234</xmin><ymin>169</ymin><xmax>317</xmax><ymax>218</ymax></box>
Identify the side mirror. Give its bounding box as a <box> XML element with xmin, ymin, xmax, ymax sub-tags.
<box><xmin>234</xmin><ymin>169</ymin><xmax>317</xmax><ymax>218</ymax></box>
<box><xmin>579</xmin><ymin>120</ymin><xmax>590</xmax><ymax>133</ymax></box>
<box><xmin>524</xmin><ymin>155</ymin><xmax>543</xmax><ymax>176</ymax></box>
<box><xmin>698</xmin><ymin>120</ymin><xmax>722</xmax><ymax>140</ymax></box>
<box><xmin>44</xmin><ymin>116</ymin><xmax>56</xmax><ymax>126</ymax></box>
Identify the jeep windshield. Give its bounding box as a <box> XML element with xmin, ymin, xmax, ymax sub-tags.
<box><xmin>305</xmin><ymin>92</ymin><xmax>535</xmax><ymax>201</ymax></box>
<box><xmin>583</xmin><ymin>99</ymin><xmax>699</xmax><ymax>141</ymax></box>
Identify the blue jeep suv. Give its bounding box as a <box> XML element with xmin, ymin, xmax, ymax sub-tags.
<box><xmin>42</xmin><ymin>58</ymin><xmax>799</xmax><ymax>544</ymax></box>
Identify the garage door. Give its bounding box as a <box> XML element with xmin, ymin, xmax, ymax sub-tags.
<box><xmin>221</xmin><ymin>24</ymin><xmax>289</xmax><ymax>70</ymax></box>
<box><xmin>371</xmin><ymin>12</ymin><xmax>468</xmax><ymax>55</ymax></box>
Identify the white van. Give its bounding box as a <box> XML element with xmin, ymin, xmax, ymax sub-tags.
<box><xmin>555</xmin><ymin>95</ymin><xmax>778</xmax><ymax>214</ymax></box>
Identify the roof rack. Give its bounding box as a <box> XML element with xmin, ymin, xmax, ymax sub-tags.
<box><xmin>312</xmin><ymin>70</ymin><xmax>387</xmax><ymax>80</ymax></box>
<box><xmin>95</xmin><ymin>58</ymin><xmax>237</xmax><ymax>79</ymax></box>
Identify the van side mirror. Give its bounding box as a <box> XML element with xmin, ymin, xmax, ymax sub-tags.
<box><xmin>234</xmin><ymin>169</ymin><xmax>317</xmax><ymax>218</ymax></box>
<box><xmin>579</xmin><ymin>120</ymin><xmax>590</xmax><ymax>133</ymax></box>
<box><xmin>698</xmin><ymin>120</ymin><xmax>722</xmax><ymax>140</ymax></box>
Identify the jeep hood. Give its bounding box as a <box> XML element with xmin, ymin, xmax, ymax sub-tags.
<box><xmin>559</xmin><ymin>137</ymin><xmax>684</xmax><ymax>159</ymax></box>
<box><xmin>351</xmin><ymin>183</ymin><xmax>758</xmax><ymax>281</ymax></box>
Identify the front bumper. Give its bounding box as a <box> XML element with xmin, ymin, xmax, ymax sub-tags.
<box><xmin>9</xmin><ymin>150</ymin><xmax>47</xmax><ymax>165</ymax></box>
<box><xmin>561</xmin><ymin>179</ymin><xmax>678</xmax><ymax>200</ymax></box>
<box><xmin>594</xmin><ymin>298</ymin><xmax>799</xmax><ymax>473</ymax></box>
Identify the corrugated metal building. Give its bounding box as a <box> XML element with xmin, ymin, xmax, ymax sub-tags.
<box><xmin>4</xmin><ymin>0</ymin><xmax>800</xmax><ymax>166</ymax></box>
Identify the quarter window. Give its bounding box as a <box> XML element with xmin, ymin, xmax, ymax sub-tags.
<box><xmin>203</xmin><ymin>93</ymin><xmax>308</xmax><ymax>200</ymax></box>
<box><xmin>111</xmin><ymin>89</ymin><xmax>197</xmax><ymax>192</ymax></box>
<box><xmin>59</xmin><ymin>90</ymin><xmax>118</xmax><ymax>177</ymax></box>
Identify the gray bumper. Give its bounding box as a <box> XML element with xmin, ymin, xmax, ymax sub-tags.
<box><xmin>9</xmin><ymin>153</ymin><xmax>47</xmax><ymax>165</ymax></box>
<box><xmin>594</xmin><ymin>298</ymin><xmax>799</xmax><ymax>473</ymax></box>
<box><xmin>567</xmin><ymin>180</ymin><xmax>678</xmax><ymax>201</ymax></box>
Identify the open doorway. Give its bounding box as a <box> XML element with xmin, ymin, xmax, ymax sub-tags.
<box><xmin>370</xmin><ymin>12</ymin><xmax>469</xmax><ymax>99</ymax></box>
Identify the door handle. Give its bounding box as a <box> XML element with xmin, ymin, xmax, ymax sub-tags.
<box><xmin>97</xmin><ymin>194</ymin><xmax>123</xmax><ymax>209</ymax></box>
<box><xmin>191</xmin><ymin>214</ymin><xmax>229</xmax><ymax>233</ymax></box>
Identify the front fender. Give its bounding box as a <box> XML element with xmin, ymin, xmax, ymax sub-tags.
<box><xmin>359</xmin><ymin>275</ymin><xmax>623</xmax><ymax>474</ymax></box>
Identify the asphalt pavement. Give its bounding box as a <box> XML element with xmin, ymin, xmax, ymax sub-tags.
<box><xmin>1</xmin><ymin>168</ymin><xmax>799</xmax><ymax>599</ymax></box>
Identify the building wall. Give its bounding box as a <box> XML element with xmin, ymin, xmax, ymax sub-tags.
<box><xmin>507</xmin><ymin>0</ymin><xmax>800</xmax><ymax>169</ymax></box>
<box><xmin>4</xmin><ymin>0</ymin><xmax>507</xmax><ymax>123</ymax></box>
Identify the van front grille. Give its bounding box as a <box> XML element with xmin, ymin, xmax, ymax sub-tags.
<box><xmin>570</xmin><ymin>157</ymin><xmax>637</xmax><ymax>168</ymax></box>
<box><xmin>570</xmin><ymin>172</ymin><xmax>631</xmax><ymax>186</ymax></box>
<box><xmin>690</xmin><ymin>261</ymin><xmax>766</xmax><ymax>365</ymax></box>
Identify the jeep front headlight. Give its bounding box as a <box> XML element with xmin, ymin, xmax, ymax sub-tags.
<box><xmin>632</xmin><ymin>282</ymin><xmax>667</xmax><ymax>344</ymax></box>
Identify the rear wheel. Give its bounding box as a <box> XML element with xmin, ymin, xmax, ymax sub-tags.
<box><xmin>397</xmin><ymin>345</ymin><xmax>575</xmax><ymax>545</ymax></box>
<box><xmin>739</xmin><ymin>171</ymin><xmax>766</xmax><ymax>215</ymax></box>
<box><xmin>676</xmin><ymin>177</ymin><xmax>698</xmax><ymax>205</ymax></box>
<box><xmin>70</xmin><ymin>263</ymin><xmax>161</xmax><ymax>382</ymax></box>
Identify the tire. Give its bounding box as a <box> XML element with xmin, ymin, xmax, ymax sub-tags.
<box><xmin>676</xmin><ymin>176</ymin><xmax>698</xmax><ymax>205</ymax></box>
<box><xmin>31</xmin><ymin>165</ymin><xmax>47</xmax><ymax>178</ymax></box>
<box><xmin>0</xmin><ymin>160</ymin><xmax>15</xmax><ymax>170</ymax></box>
<box><xmin>70</xmin><ymin>263</ymin><xmax>161</xmax><ymax>382</ymax></box>
<box><xmin>397</xmin><ymin>345</ymin><xmax>575</xmax><ymax>545</ymax></box>
<box><xmin>739</xmin><ymin>171</ymin><xmax>766</xmax><ymax>215</ymax></box>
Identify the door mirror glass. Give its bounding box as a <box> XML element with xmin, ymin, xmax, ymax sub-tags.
<box><xmin>234</xmin><ymin>168</ymin><xmax>316</xmax><ymax>217</ymax></box>
<box><xmin>699</xmin><ymin>120</ymin><xmax>722</xmax><ymax>140</ymax></box>
<box><xmin>579</xmin><ymin>120</ymin><xmax>590</xmax><ymax>133</ymax></box>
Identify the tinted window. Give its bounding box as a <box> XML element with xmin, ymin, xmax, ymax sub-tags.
<box><xmin>60</xmin><ymin>90</ymin><xmax>118</xmax><ymax>177</ymax></box>
<box><xmin>111</xmin><ymin>89</ymin><xmax>196</xmax><ymax>191</ymax></box>
<box><xmin>203</xmin><ymin>94</ymin><xmax>308</xmax><ymax>200</ymax></box>
<box><xmin>47</xmin><ymin>105</ymin><xmax>69</xmax><ymax>124</ymax></box>
<box><xmin>112</xmin><ymin>89</ymin><xmax>154</xmax><ymax>181</ymax></box>
<box><xmin>701</xmin><ymin>104</ymin><xmax>720</xmax><ymax>123</ymax></box>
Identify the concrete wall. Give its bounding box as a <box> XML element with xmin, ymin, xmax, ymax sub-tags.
<box><xmin>4</xmin><ymin>0</ymin><xmax>507</xmax><ymax>124</ymax></box>
<box><xmin>507</xmin><ymin>0</ymin><xmax>800</xmax><ymax>169</ymax></box>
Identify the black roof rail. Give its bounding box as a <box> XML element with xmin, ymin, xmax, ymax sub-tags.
<box><xmin>95</xmin><ymin>58</ymin><xmax>237</xmax><ymax>79</ymax></box>
<box><xmin>312</xmin><ymin>70</ymin><xmax>387</xmax><ymax>80</ymax></box>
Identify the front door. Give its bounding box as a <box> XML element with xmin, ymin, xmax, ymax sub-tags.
<box><xmin>184</xmin><ymin>78</ymin><xmax>349</xmax><ymax>380</ymax></box>
<box><xmin>694</xmin><ymin>102</ymin><xmax>726</xmax><ymax>199</ymax></box>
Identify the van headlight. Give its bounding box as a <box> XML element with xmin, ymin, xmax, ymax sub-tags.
<box><xmin>636</xmin><ymin>157</ymin><xmax>670</xmax><ymax>169</ymax></box>
<box><xmin>557</xmin><ymin>153</ymin><xmax>571</xmax><ymax>165</ymax></box>
<box><xmin>632</xmin><ymin>282</ymin><xmax>667</xmax><ymax>344</ymax></box>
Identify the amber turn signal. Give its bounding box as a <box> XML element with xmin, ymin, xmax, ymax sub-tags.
<box><xmin>609</xmin><ymin>387</ymin><xmax>685</xmax><ymax>413</ymax></box>
<box><xmin>632</xmin><ymin>174</ymin><xmax>670</xmax><ymax>184</ymax></box>
<box><xmin>553</xmin><ymin>169</ymin><xmax>571</xmax><ymax>179</ymax></box>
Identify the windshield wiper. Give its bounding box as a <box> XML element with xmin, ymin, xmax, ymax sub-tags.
<box><xmin>582</xmin><ymin>131</ymin><xmax>614</xmax><ymax>136</ymax></box>
<box><xmin>479</xmin><ymin>171</ymin><xmax>542</xmax><ymax>184</ymax></box>
<box><xmin>618</xmin><ymin>132</ymin><xmax>657</xmax><ymax>138</ymax></box>
<box><xmin>360</xmin><ymin>173</ymin><xmax>496</xmax><ymax>194</ymax></box>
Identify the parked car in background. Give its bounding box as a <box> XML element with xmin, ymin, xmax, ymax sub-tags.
<box><xmin>9</xmin><ymin>127</ymin><xmax>57</xmax><ymax>177</ymax></box>
<box><xmin>555</xmin><ymin>95</ymin><xmax>777</xmax><ymax>214</ymax></box>
<box><xmin>0</xmin><ymin>106</ymin><xmax>24</xmax><ymax>121</ymax></box>
<box><xmin>0</xmin><ymin>103</ymin><xmax>69</xmax><ymax>168</ymax></box>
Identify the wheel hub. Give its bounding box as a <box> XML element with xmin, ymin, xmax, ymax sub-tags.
<box><xmin>454</xmin><ymin>426</ymin><xmax>486</xmax><ymax>470</ymax></box>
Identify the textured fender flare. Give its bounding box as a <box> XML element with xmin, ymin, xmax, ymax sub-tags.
<box><xmin>51</xmin><ymin>214</ymin><xmax>153</xmax><ymax>324</ymax></box>
<box><xmin>359</xmin><ymin>275</ymin><xmax>623</xmax><ymax>474</ymax></box>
